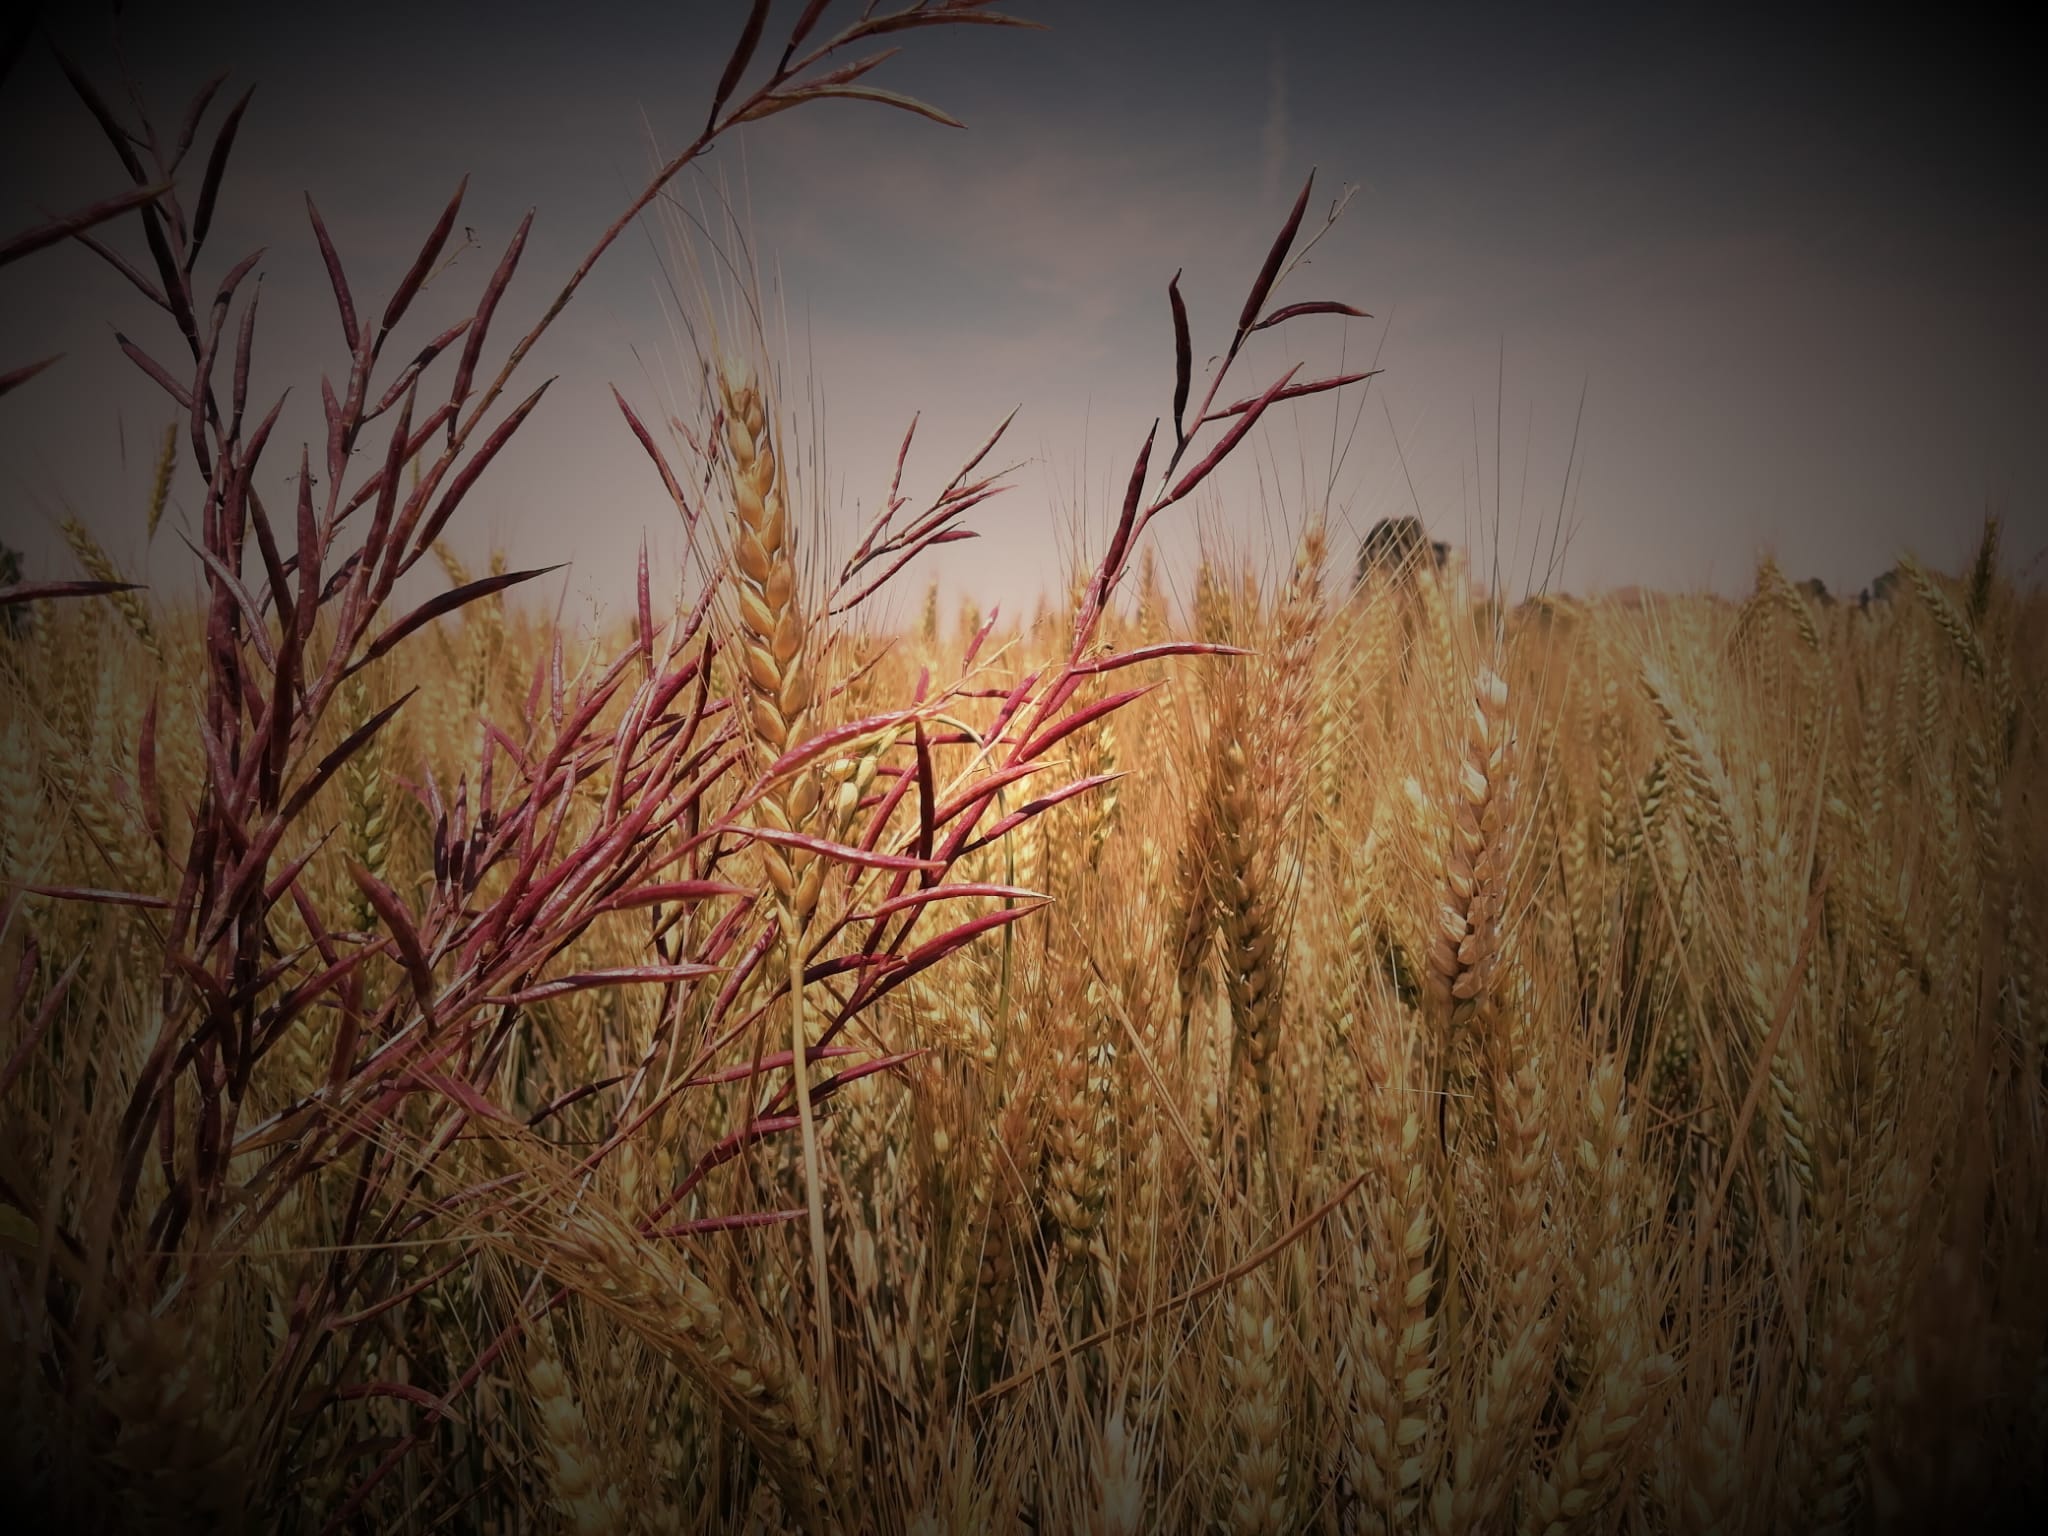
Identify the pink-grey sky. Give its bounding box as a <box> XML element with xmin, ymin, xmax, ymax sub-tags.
<box><xmin>3</xmin><ymin>0</ymin><xmax>2043</xmax><ymax>629</ymax></box>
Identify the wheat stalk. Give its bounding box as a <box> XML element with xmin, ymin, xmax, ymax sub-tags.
<box><xmin>717</xmin><ymin>357</ymin><xmax>838</xmax><ymax>1405</ymax></box>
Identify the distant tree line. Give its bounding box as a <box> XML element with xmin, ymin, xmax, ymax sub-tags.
<box><xmin>1350</xmin><ymin>514</ymin><xmax>1907</xmax><ymax>610</ymax></box>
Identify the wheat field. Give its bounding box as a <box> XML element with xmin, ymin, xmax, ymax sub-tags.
<box><xmin>3</xmin><ymin>5</ymin><xmax>2046</xmax><ymax>1533</ymax></box>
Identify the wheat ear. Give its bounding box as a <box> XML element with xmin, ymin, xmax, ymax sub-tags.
<box><xmin>719</xmin><ymin>359</ymin><xmax>835</xmax><ymax>1400</ymax></box>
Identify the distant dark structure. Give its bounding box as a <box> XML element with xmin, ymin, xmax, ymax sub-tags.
<box><xmin>1858</xmin><ymin>566</ymin><xmax>1902</xmax><ymax>610</ymax></box>
<box><xmin>1350</xmin><ymin>519</ymin><xmax>1457</xmax><ymax>688</ymax></box>
<box><xmin>1796</xmin><ymin>576</ymin><xmax>1835</xmax><ymax>607</ymax></box>
<box><xmin>1353</xmin><ymin>516</ymin><xmax>1450</xmax><ymax>589</ymax></box>
<box><xmin>1509</xmin><ymin>592</ymin><xmax>1583</xmax><ymax>640</ymax></box>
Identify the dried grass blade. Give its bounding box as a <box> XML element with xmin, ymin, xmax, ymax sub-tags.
<box><xmin>0</xmin><ymin>181</ymin><xmax>172</xmax><ymax>268</ymax></box>
<box><xmin>376</xmin><ymin>176</ymin><xmax>469</xmax><ymax>349</ymax></box>
<box><xmin>22</xmin><ymin>885</ymin><xmax>173</xmax><ymax>910</ymax></box>
<box><xmin>279</xmin><ymin>691</ymin><xmax>414</xmax><ymax>828</ymax></box>
<box><xmin>1248</xmin><ymin>298</ymin><xmax>1368</xmax><ymax>332</ymax></box>
<box><xmin>0</xmin><ymin>355</ymin><xmax>62</xmax><ymax>398</ymax></box>
<box><xmin>938</xmin><ymin>404</ymin><xmax>1020</xmax><ymax>500</ymax></box>
<box><xmin>348</xmin><ymin>864</ymin><xmax>437</xmax><ymax>1013</ymax></box>
<box><xmin>612</xmin><ymin>386</ymin><xmax>696</xmax><ymax>525</ymax></box>
<box><xmin>739</xmin><ymin>83</ymin><xmax>965</xmax><ymax>128</ymax></box>
<box><xmin>827</xmin><ymin>10</ymin><xmax>1043</xmax><ymax>45</ymax></box>
<box><xmin>450</xmin><ymin>210</ymin><xmax>533</xmax><ymax>425</ymax></box>
<box><xmin>927</xmin><ymin>760</ymin><xmax>1049</xmax><ymax>830</ymax></box>
<box><xmin>50</xmin><ymin>46</ymin><xmax>147</xmax><ymax>180</ymax></box>
<box><xmin>795</xmin><ymin>46</ymin><xmax>901</xmax><ymax>92</ymax></box>
<box><xmin>1084</xmin><ymin>422</ymin><xmax>1156</xmax><ymax>633</ymax></box>
<box><xmin>114</xmin><ymin>332</ymin><xmax>194</xmax><ymax>409</ymax></box>
<box><xmin>688</xmin><ymin>1046</ymin><xmax>860</xmax><ymax>1089</ymax></box>
<box><xmin>880</xmin><ymin>906</ymin><xmax>1042</xmax><ymax>987</ymax></box>
<box><xmin>1198</xmin><ymin>368</ymin><xmax>1378</xmax><ymax>426</ymax></box>
<box><xmin>1169</xmin><ymin>271</ymin><xmax>1191</xmax><ymax>445</ymax></box>
<box><xmin>1165</xmin><ymin>364</ymin><xmax>1301</xmax><ymax>505</ymax></box>
<box><xmin>180</xmin><ymin>535</ymin><xmax>277</xmax><ymax>673</ymax></box>
<box><xmin>859</xmin><ymin>882</ymin><xmax>1043</xmax><ymax>921</ymax></box>
<box><xmin>69</xmin><ymin>228</ymin><xmax>171</xmax><ymax>312</ymax></box>
<box><xmin>807</xmin><ymin>1048</ymin><xmax>925</xmax><ymax>1101</ymax></box>
<box><xmin>399</xmin><ymin>378</ymin><xmax>553</xmax><ymax>577</ymax></box>
<box><xmin>914</xmin><ymin>721</ymin><xmax>936</xmax><ymax>871</ymax></box>
<box><xmin>595</xmin><ymin>880</ymin><xmax>753</xmax><ymax>914</ymax></box>
<box><xmin>958</xmin><ymin>773</ymin><xmax>1123</xmax><ymax>855</ymax></box>
<box><xmin>337</xmin><ymin>1380</ymin><xmax>471</xmax><ymax>1422</ymax></box>
<box><xmin>637</xmin><ymin>536</ymin><xmax>655</xmax><ymax>671</ymax></box>
<box><xmin>1020</xmin><ymin>684</ymin><xmax>1156</xmax><ymax>761</ymax></box>
<box><xmin>743</xmin><ymin>825</ymin><xmax>943</xmax><ymax>872</ymax></box>
<box><xmin>172</xmin><ymin>71</ymin><xmax>229</xmax><ymax>162</ymax></box>
<box><xmin>304</xmin><ymin>195</ymin><xmax>360</xmax><ymax>352</ymax></box>
<box><xmin>710</xmin><ymin>0</ymin><xmax>775</xmax><ymax>129</ymax></box>
<box><xmin>1238</xmin><ymin>170</ymin><xmax>1314</xmax><ymax>335</ymax></box>
<box><xmin>782</xmin><ymin>0</ymin><xmax>836</xmax><ymax>65</ymax></box>
<box><xmin>0</xmin><ymin>578</ymin><xmax>142</xmax><ymax>606</ymax></box>
<box><xmin>187</xmin><ymin>85</ymin><xmax>255</xmax><ymax>268</ymax></box>
<box><xmin>1072</xmin><ymin>640</ymin><xmax>1253</xmax><ymax>675</ymax></box>
<box><xmin>370</xmin><ymin>318</ymin><xmax>471</xmax><ymax>421</ymax></box>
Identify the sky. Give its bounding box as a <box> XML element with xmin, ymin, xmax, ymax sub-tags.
<box><xmin>2</xmin><ymin>0</ymin><xmax>2043</xmax><ymax>631</ymax></box>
